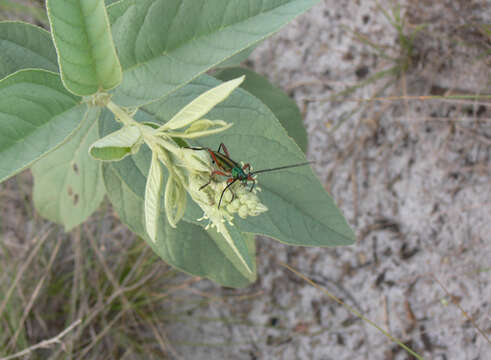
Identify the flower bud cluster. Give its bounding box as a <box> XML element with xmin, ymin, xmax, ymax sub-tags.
<box><xmin>186</xmin><ymin>165</ymin><xmax>266</xmax><ymax>214</ymax></box>
<box><xmin>216</xmin><ymin>181</ymin><xmax>268</xmax><ymax>219</ymax></box>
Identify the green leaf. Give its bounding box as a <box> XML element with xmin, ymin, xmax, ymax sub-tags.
<box><xmin>31</xmin><ymin>108</ymin><xmax>105</xmax><ymax>231</ymax></box>
<box><xmin>144</xmin><ymin>75</ymin><xmax>355</xmax><ymax>247</ymax></box>
<box><xmin>0</xmin><ymin>69</ymin><xmax>84</xmax><ymax>183</ymax></box>
<box><xmin>0</xmin><ymin>21</ymin><xmax>58</xmax><ymax>79</ymax></box>
<box><xmin>108</xmin><ymin>0</ymin><xmax>322</xmax><ymax>106</ymax></box>
<box><xmin>208</xmin><ymin>221</ymin><xmax>255</xmax><ymax>280</ymax></box>
<box><xmin>214</xmin><ymin>67</ymin><xmax>308</xmax><ymax>152</ymax></box>
<box><xmin>89</xmin><ymin>125</ymin><xmax>142</xmax><ymax>161</ymax></box>
<box><xmin>47</xmin><ymin>0</ymin><xmax>122</xmax><ymax>95</ymax></box>
<box><xmin>102</xmin><ymin>159</ymin><xmax>256</xmax><ymax>288</ymax></box>
<box><xmin>215</xmin><ymin>45</ymin><xmax>257</xmax><ymax>68</ymax></box>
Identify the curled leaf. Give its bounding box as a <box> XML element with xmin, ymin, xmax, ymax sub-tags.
<box><xmin>89</xmin><ymin>125</ymin><xmax>142</xmax><ymax>161</ymax></box>
<box><xmin>145</xmin><ymin>153</ymin><xmax>163</xmax><ymax>242</ymax></box>
<box><xmin>165</xmin><ymin>120</ymin><xmax>233</xmax><ymax>139</ymax></box>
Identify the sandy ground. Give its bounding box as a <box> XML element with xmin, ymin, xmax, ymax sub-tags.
<box><xmin>166</xmin><ymin>1</ymin><xmax>491</xmax><ymax>359</ymax></box>
<box><xmin>1</xmin><ymin>1</ymin><xmax>489</xmax><ymax>359</ymax></box>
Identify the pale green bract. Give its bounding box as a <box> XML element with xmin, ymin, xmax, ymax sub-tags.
<box><xmin>145</xmin><ymin>153</ymin><xmax>163</xmax><ymax>242</ymax></box>
<box><xmin>158</xmin><ymin>77</ymin><xmax>245</xmax><ymax>131</ymax></box>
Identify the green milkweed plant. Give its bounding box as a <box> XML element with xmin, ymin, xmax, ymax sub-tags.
<box><xmin>0</xmin><ymin>0</ymin><xmax>355</xmax><ymax>287</ymax></box>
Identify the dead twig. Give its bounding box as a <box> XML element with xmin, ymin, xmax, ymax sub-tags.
<box><xmin>0</xmin><ymin>319</ymin><xmax>82</xmax><ymax>360</ymax></box>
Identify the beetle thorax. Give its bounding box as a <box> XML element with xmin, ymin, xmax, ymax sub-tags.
<box><xmin>231</xmin><ymin>167</ymin><xmax>247</xmax><ymax>180</ymax></box>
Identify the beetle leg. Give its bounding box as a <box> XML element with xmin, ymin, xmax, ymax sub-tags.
<box><xmin>219</xmin><ymin>178</ymin><xmax>238</xmax><ymax>208</ymax></box>
<box><xmin>249</xmin><ymin>178</ymin><xmax>256</xmax><ymax>192</ymax></box>
<box><xmin>226</xmin><ymin>177</ymin><xmax>237</xmax><ymax>202</ymax></box>
<box><xmin>199</xmin><ymin>170</ymin><xmax>230</xmax><ymax>190</ymax></box>
<box><xmin>199</xmin><ymin>180</ymin><xmax>212</xmax><ymax>190</ymax></box>
<box><xmin>217</xmin><ymin>143</ymin><xmax>231</xmax><ymax>158</ymax></box>
<box><xmin>212</xmin><ymin>170</ymin><xmax>230</xmax><ymax>177</ymax></box>
<box><xmin>245</xmin><ymin>173</ymin><xmax>256</xmax><ymax>192</ymax></box>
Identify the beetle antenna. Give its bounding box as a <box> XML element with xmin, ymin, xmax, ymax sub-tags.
<box><xmin>250</xmin><ymin>161</ymin><xmax>314</xmax><ymax>175</ymax></box>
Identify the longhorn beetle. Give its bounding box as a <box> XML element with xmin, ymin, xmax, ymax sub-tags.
<box><xmin>187</xmin><ymin>143</ymin><xmax>313</xmax><ymax>208</ymax></box>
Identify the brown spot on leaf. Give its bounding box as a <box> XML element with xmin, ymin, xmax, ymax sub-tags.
<box><xmin>73</xmin><ymin>194</ymin><xmax>79</xmax><ymax>205</ymax></box>
<box><xmin>73</xmin><ymin>163</ymin><xmax>79</xmax><ymax>175</ymax></box>
<box><xmin>67</xmin><ymin>187</ymin><xmax>73</xmax><ymax>196</ymax></box>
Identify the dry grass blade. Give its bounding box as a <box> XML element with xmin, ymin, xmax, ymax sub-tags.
<box><xmin>85</xmin><ymin>225</ymin><xmax>132</xmax><ymax>311</ymax></box>
<box><xmin>7</xmin><ymin>234</ymin><xmax>64</xmax><ymax>350</ymax></box>
<box><xmin>0</xmin><ymin>227</ymin><xmax>52</xmax><ymax>319</ymax></box>
<box><xmin>432</xmin><ymin>275</ymin><xmax>491</xmax><ymax>345</ymax></box>
<box><xmin>76</xmin><ymin>311</ymin><xmax>126</xmax><ymax>359</ymax></box>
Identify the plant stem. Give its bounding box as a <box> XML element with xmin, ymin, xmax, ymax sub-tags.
<box><xmin>106</xmin><ymin>101</ymin><xmax>138</xmax><ymax>127</ymax></box>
